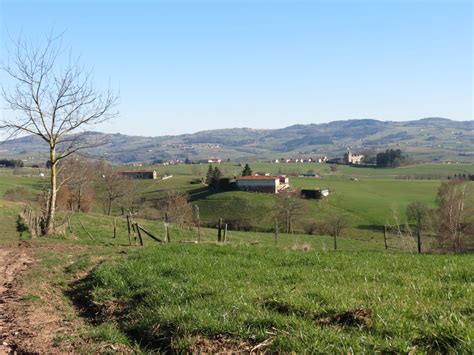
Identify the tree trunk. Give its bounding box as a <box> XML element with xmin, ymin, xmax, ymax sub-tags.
<box><xmin>44</xmin><ymin>148</ymin><xmax>57</xmax><ymax>235</ymax></box>
<box><xmin>77</xmin><ymin>187</ymin><xmax>82</xmax><ymax>212</ymax></box>
<box><xmin>417</xmin><ymin>229</ymin><xmax>421</xmax><ymax>254</ymax></box>
<box><xmin>107</xmin><ymin>198</ymin><xmax>112</xmax><ymax>215</ymax></box>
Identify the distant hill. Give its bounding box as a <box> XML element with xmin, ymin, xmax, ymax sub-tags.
<box><xmin>1</xmin><ymin>118</ymin><xmax>473</xmax><ymax>164</ymax></box>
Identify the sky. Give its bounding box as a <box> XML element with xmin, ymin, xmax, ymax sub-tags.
<box><xmin>0</xmin><ymin>0</ymin><xmax>472</xmax><ymax>137</ymax></box>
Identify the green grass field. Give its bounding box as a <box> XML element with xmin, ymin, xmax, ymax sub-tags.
<box><xmin>131</xmin><ymin>162</ymin><xmax>474</xmax><ymax>179</ymax></box>
<box><xmin>0</xmin><ymin>163</ymin><xmax>473</xmax><ymax>352</ymax></box>
<box><xmin>1</xmin><ymin>164</ymin><xmax>472</xmax><ymax>249</ymax></box>
<box><xmin>85</xmin><ymin>244</ymin><xmax>473</xmax><ymax>353</ymax></box>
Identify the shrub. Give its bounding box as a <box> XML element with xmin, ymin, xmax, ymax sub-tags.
<box><xmin>4</xmin><ymin>187</ymin><xmax>30</xmax><ymax>202</ymax></box>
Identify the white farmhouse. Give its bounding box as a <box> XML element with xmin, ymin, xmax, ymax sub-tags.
<box><xmin>237</xmin><ymin>175</ymin><xmax>289</xmax><ymax>194</ymax></box>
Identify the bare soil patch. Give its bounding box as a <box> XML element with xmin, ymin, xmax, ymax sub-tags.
<box><xmin>0</xmin><ymin>243</ymin><xmax>35</xmax><ymax>354</ymax></box>
<box><xmin>0</xmin><ymin>242</ymin><xmax>93</xmax><ymax>354</ymax></box>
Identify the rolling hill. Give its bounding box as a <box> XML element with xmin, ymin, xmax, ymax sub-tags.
<box><xmin>1</xmin><ymin>117</ymin><xmax>473</xmax><ymax>164</ymax></box>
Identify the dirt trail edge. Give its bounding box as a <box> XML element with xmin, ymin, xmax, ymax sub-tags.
<box><xmin>0</xmin><ymin>245</ymin><xmax>34</xmax><ymax>354</ymax></box>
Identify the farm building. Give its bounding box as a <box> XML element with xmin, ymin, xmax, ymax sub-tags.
<box><xmin>343</xmin><ymin>150</ymin><xmax>364</xmax><ymax>164</ymax></box>
<box><xmin>301</xmin><ymin>188</ymin><xmax>329</xmax><ymax>199</ymax></box>
<box><xmin>237</xmin><ymin>175</ymin><xmax>289</xmax><ymax>194</ymax></box>
<box><xmin>299</xmin><ymin>173</ymin><xmax>320</xmax><ymax>178</ymax></box>
<box><xmin>120</xmin><ymin>170</ymin><xmax>157</xmax><ymax>179</ymax></box>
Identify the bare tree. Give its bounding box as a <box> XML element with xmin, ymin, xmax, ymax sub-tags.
<box><xmin>95</xmin><ymin>161</ymin><xmax>129</xmax><ymax>216</ymax></box>
<box><xmin>155</xmin><ymin>190</ymin><xmax>193</xmax><ymax>229</ymax></box>
<box><xmin>1</xmin><ymin>34</ymin><xmax>117</xmax><ymax>234</ymax></box>
<box><xmin>406</xmin><ymin>201</ymin><xmax>430</xmax><ymax>253</ymax></box>
<box><xmin>436</xmin><ymin>181</ymin><xmax>473</xmax><ymax>252</ymax></box>
<box><xmin>274</xmin><ymin>189</ymin><xmax>305</xmax><ymax>234</ymax></box>
<box><xmin>57</xmin><ymin>157</ymin><xmax>96</xmax><ymax>212</ymax></box>
<box><xmin>326</xmin><ymin>214</ymin><xmax>351</xmax><ymax>250</ymax></box>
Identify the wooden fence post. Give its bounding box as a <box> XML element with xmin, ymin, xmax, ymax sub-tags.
<box><xmin>164</xmin><ymin>212</ymin><xmax>170</xmax><ymax>243</ymax></box>
<box><xmin>193</xmin><ymin>204</ymin><xmax>201</xmax><ymax>243</ymax></box>
<box><xmin>217</xmin><ymin>218</ymin><xmax>223</xmax><ymax>242</ymax></box>
<box><xmin>383</xmin><ymin>225</ymin><xmax>388</xmax><ymax>250</ymax></box>
<box><xmin>135</xmin><ymin>223</ymin><xmax>144</xmax><ymax>246</ymax></box>
<box><xmin>131</xmin><ymin>220</ymin><xmax>138</xmax><ymax>245</ymax></box>
<box><xmin>137</xmin><ymin>225</ymin><xmax>163</xmax><ymax>243</ymax></box>
<box><xmin>224</xmin><ymin>224</ymin><xmax>228</xmax><ymax>242</ymax></box>
<box><xmin>126</xmin><ymin>214</ymin><xmax>132</xmax><ymax>245</ymax></box>
<box><xmin>79</xmin><ymin>220</ymin><xmax>95</xmax><ymax>240</ymax></box>
<box><xmin>417</xmin><ymin>229</ymin><xmax>421</xmax><ymax>254</ymax></box>
<box><xmin>113</xmin><ymin>218</ymin><xmax>117</xmax><ymax>239</ymax></box>
<box><xmin>274</xmin><ymin>218</ymin><xmax>279</xmax><ymax>247</ymax></box>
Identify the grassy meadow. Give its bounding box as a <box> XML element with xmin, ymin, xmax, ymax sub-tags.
<box><xmin>126</xmin><ymin>162</ymin><xmax>473</xmax><ymax>246</ymax></box>
<box><xmin>85</xmin><ymin>245</ymin><xmax>473</xmax><ymax>353</ymax></box>
<box><xmin>0</xmin><ymin>163</ymin><xmax>473</xmax><ymax>352</ymax></box>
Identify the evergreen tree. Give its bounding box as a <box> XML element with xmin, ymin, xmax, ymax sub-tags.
<box><xmin>213</xmin><ymin>166</ymin><xmax>222</xmax><ymax>181</ymax></box>
<box><xmin>207</xmin><ymin>166</ymin><xmax>223</xmax><ymax>190</ymax></box>
<box><xmin>205</xmin><ymin>164</ymin><xmax>214</xmax><ymax>185</ymax></box>
<box><xmin>241</xmin><ymin>163</ymin><xmax>252</xmax><ymax>176</ymax></box>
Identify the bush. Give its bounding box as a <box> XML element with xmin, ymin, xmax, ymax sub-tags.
<box><xmin>4</xmin><ymin>187</ymin><xmax>30</xmax><ymax>202</ymax></box>
<box><xmin>304</xmin><ymin>221</ymin><xmax>319</xmax><ymax>235</ymax></box>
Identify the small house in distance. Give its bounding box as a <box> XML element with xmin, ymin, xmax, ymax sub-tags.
<box><xmin>120</xmin><ymin>170</ymin><xmax>157</xmax><ymax>180</ymax></box>
<box><xmin>237</xmin><ymin>175</ymin><xmax>289</xmax><ymax>194</ymax></box>
<box><xmin>301</xmin><ymin>188</ymin><xmax>329</xmax><ymax>199</ymax></box>
<box><xmin>343</xmin><ymin>150</ymin><xmax>364</xmax><ymax>165</ymax></box>
<box><xmin>299</xmin><ymin>173</ymin><xmax>320</xmax><ymax>178</ymax></box>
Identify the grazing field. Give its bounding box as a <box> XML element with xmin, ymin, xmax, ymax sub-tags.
<box><xmin>130</xmin><ymin>162</ymin><xmax>474</xmax><ymax>180</ymax></box>
<box><xmin>2</xmin><ymin>164</ymin><xmax>473</xmax><ymax>246</ymax></box>
<box><xmin>85</xmin><ymin>244</ymin><xmax>473</xmax><ymax>353</ymax></box>
<box><xmin>60</xmin><ymin>211</ymin><xmax>386</xmax><ymax>252</ymax></box>
<box><xmin>196</xmin><ymin>178</ymin><xmax>442</xmax><ymax>229</ymax></box>
<box><xmin>0</xmin><ymin>162</ymin><xmax>473</xmax><ymax>352</ymax></box>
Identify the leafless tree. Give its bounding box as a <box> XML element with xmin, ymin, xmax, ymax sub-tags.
<box><xmin>406</xmin><ymin>201</ymin><xmax>431</xmax><ymax>253</ymax></box>
<box><xmin>436</xmin><ymin>181</ymin><xmax>473</xmax><ymax>252</ymax></box>
<box><xmin>95</xmin><ymin>161</ymin><xmax>129</xmax><ymax>216</ymax></box>
<box><xmin>155</xmin><ymin>190</ymin><xmax>193</xmax><ymax>229</ymax></box>
<box><xmin>57</xmin><ymin>157</ymin><xmax>96</xmax><ymax>212</ymax></box>
<box><xmin>1</xmin><ymin>34</ymin><xmax>117</xmax><ymax>234</ymax></box>
<box><xmin>325</xmin><ymin>214</ymin><xmax>351</xmax><ymax>250</ymax></box>
<box><xmin>274</xmin><ymin>189</ymin><xmax>305</xmax><ymax>234</ymax></box>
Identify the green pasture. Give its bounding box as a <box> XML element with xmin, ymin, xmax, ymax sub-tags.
<box><xmin>85</xmin><ymin>244</ymin><xmax>473</xmax><ymax>353</ymax></box>
<box><xmin>58</xmin><ymin>211</ymin><xmax>387</xmax><ymax>252</ymax></box>
<box><xmin>130</xmin><ymin>162</ymin><xmax>474</xmax><ymax>180</ymax></box>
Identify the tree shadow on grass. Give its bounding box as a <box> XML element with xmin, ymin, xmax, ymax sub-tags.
<box><xmin>65</xmin><ymin>263</ymin><xmax>178</xmax><ymax>352</ymax></box>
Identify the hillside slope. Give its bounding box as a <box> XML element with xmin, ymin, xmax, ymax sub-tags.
<box><xmin>1</xmin><ymin>118</ymin><xmax>473</xmax><ymax>163</ymax></box>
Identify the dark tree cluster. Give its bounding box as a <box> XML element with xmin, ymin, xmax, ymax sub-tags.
<box><xmin>376</xmin><ymin>149</ymin><xmax>405</xmax><ymax>168</ymax></box>
<box><xmin>205</xmin><ymin>164</ymin><xmax>223</xmax><ymax>190</ymax></box>
<box><xmin>0</xmin><ymin>159</ymin><xmax>24</xmax><ymax>168</ymax></box>
<box><xmin>449</xmin><ymin>174</ymin><xmax>474</xmax><ymax>181</ymax></box>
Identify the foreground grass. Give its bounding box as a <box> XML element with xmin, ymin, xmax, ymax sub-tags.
<box><xmin>86</xmin><ymin>245</ymin><xmax>473</xmax><ymax>353</ymax></box>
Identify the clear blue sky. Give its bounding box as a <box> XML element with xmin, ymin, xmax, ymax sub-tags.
<box><xmin>1</xmin><ymin>0</ymin><xmax>472</xmax><ymax>136</ymax></box>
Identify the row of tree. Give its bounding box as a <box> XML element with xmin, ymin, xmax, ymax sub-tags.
<box><xmin>448</xmin><ymin>174</ymin><xmax>474</xmax><ymax>181</ymax></box>
<box><xmin>0</xmin><ymin>159</ymin><xmax>24</xmax><ymax>168</ymax></box>
<box><xmin>405</xmin><ymin>180</ymin><xmax>473</xmax><ymax>253</ymax></box>
<box><xmin>53</xmin><ymin>158</ymin><xmax>197</xmax><ymax>229</ymax></box>
<box><xmin>376</xmin><ymin>149</ymin><xmax>406</xmax><ymax>167</ymax></box>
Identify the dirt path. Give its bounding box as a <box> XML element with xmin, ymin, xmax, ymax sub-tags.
<box><xmin>0</xmin><ymin>244</ymin><xmax>34</xmax><ymax>354</ymax></box>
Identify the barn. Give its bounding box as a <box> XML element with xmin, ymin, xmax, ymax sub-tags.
<box><xmin>120</xmin><ymin>170</ymin><xmax>157</xmax><ymax>180</ymax></box>
<box><xmin>237</xmin><ymin>175</ymin><xmax>289</xmax><ymax>194</ymax></box>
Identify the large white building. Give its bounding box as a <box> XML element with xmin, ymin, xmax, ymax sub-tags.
<box><xmin>237</xmin><ymin>175</ymin><xmax>289</xmax><ymax>194</ymax></box>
